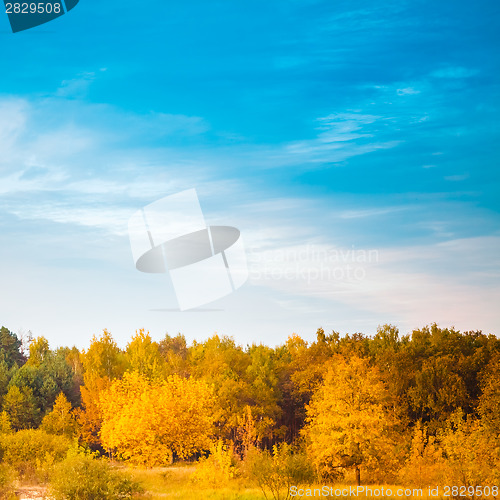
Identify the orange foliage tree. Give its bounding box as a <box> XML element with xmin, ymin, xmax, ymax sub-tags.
<box><xmin>99</xmin><ymin>371</ymin><xmax>216</xmax><ymax>466</ymax></box>
<box><xmin>76</xmin><ymin>329</ymin><xmax>126</xmax><ymax>449</ymax></box>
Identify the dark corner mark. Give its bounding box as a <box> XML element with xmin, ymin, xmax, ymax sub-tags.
<box><xmin>3</xmin><ymin>0</ymin><xmax>79</xmax><ymax>33</ymax></box>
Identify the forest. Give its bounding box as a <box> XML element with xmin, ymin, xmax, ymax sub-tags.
<box><xmin>0</xmin><ymin>323</ymin><xmax>499</xmax><ymax>499</ymax></box>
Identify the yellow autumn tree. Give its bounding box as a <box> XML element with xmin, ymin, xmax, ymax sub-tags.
<box><xmin>438</xmin><ymin>410</ymin><xmax>500</xmax><ymax>486</ymax></box>
<box><xmin>125</xmin><ymin>329</ymin><xmax>165</xmax><ymax>379</ymax></box>
<box><xmin>188</xmin><ymin>335</ymin><xmax>254</xmax><ymax>442</ymax></box>
<box><xmin>99</xmin><ymin>371</ymin><xmax>216</xmax><ymax>466</ymax></box>
<box><xmin>398</xmin><ymin>422</ymin><xmax>446</xmax><ymax>487</ymax></box>
<box><xmin>76</xmin><ymin>329</ymin><xmax>126</xmax><ymax>449</ymax></box>
<box><xmin>0</xmin><ymin>411</ymin><xmax>12</xmax><ymax>434</ymax></box>
<box><xmin>478</xmin><ymin>353</ymin><xmax>500</xmax><ymax>433</ymax></box>
<box><xmin>41</xmin><ymin>392</ymin><xmax>79</xmax><ymax>438</ymax></box>
<box><xmin>27</xmin><ymin>336</ymin><xmax>50</xmax><ymax>366</ymax></box>
<box><xmin>302</xmin><ymin>355</ymin><xmax>398</xmax><ymax>485</ymax></box>
<box><xmin>236</xmin><ymin>405</ymin><xmax>258</xmax><ymax>458</ymax></box>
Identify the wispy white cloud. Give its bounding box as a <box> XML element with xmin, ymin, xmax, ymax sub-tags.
<box><xmin>279</xmin><ymin>112</ymin><xmax>399</xmax><ymax>165</ymax></box>
<box><xmin>0</xmin><ymin>99</ymin><xmax>27</xmax><ymax>141</ymax></box>
<box><xmin>0</xmin><ymin>98</ymin><xmax>29</xmax><ymax>170</ymax></box>
<box><xmin>430</xmin><ymin>67</ymin><xmax>479</xmax><ymax>79</ymax></box>
<box><xmin>445</xmin><ymin>174</ymin><xmax>469</xmax><ymax>181</ymax></box>
<box><xmin>397</xmin><ymin>87</ymin><xmax>420</xmax><ymax>96</ymax></box>
<box><xmin>7</xmin><ymin>202</ymin><xmax>133</xmax><ymax>235</ymax></box>
<box><xmin>1</xmin><ymin>89</ymin><xmax>498</xmax><ymax>338</ymax></box>
<box><xmin>246</xmin><ymin>235</ymin><xmax>500</xmax><ymax>335</ymax></box>
<box><xmin>56</xmin><ymin>71</ymin><xmax>99</xmax><ymax>98</ymax></box>
<box><xmin>338</xmin><ymin>206</ymin><xmax>408</xmax><ymax>219</ymax></box>
<box><xmin>0</xmin><ymin>96</ymin><xmax>401</xmax><ymax>214</ymax></box>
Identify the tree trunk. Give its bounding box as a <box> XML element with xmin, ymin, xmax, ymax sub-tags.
<box><xmin>355</xmin><ymin>466</ymin><xmax>361</xmax><ymax>486</ymax></box>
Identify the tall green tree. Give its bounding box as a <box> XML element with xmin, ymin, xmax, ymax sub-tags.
<box><xmin>8</xmin><ymin>347</ymin><xmax>78</xmax><ymax>418</ymax></box>
<box><xmin>0</xmin><ymin>326</ymin><xmax>25</xmax><ymax>368</ymax></box>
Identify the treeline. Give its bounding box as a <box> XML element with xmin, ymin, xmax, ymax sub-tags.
<box><xmin>0</xmin><ymin>323</ymin><xmax>499</xmax><ymax>486</ymax></box>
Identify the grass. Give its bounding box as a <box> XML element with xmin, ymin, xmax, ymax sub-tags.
<box><xmin>10</xmin><ymin>462</ymin><xmax>486</xmax><ymax>500</ymax></box>
<box><xmin>125</xmin><ymin>465</ymin><xmax>464</xmax><ymax>500</ymax></box>
<box><xmin>127</xmin><ymin>464</ymin><xmax>266</xmax><ymax>499</ymax></box>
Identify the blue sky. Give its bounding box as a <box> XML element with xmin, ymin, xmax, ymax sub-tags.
<box><xmin>0</xmin><ymin>0</ymin><xmax>499</xmax><ymax>349</ymax></box>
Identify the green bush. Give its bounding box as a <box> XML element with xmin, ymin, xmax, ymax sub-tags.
<box><xmin>0</xmin><ymin>429</ymin><xmax>71</xmax><ymax>482</ymax></box>
<box><xmin>50</xmin><ymin>452</ymin><xmax>144</xmax><ymax>500</ymax></box>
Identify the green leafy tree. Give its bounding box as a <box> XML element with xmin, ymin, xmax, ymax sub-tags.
<box><xmin>401</xmin><ymin>325</ymin><xmax>499</xmax><ymax>425</ymax></box>
<box><xmin>3</xmin><ymin>385</ymin><xmax>40</xmax><ymax>430</ymax></box>
<box><xmin>407</xmin><ymin>355</ymin><xmax>468</xmax><ymax>423</ymax></box>
<box><xmin>371</xmin><ymin>324</ymin><xmax>500</xmax><ymax>429</ymax></box>
<box><xmin>0</xmin><ymin>359</ymin><xmax>12</xmax><ymax>407</ymax></box>
<box><xmin>8</xmin><ymin>340</ymin><xmax>80</xmax><ymax>419</ymax></box>
<box><xmin>0</xmin><ymin>327</ymin><xmax>25</xmax><ymax>368</ymax></box>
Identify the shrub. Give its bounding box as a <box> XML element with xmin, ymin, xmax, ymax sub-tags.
<box><xmin>191</xmin><ymin>441</ymin><xmax>237</xmax><ymax>487</ymax></box>
<box><xmin>398</xmin><ymin>414</ymin><xmax>500</xmax><ymax>489</ymax></box>
<box><xmin>2</xmin><ymin>385</ymin><xmax>40</xmax><ymax>430</ymax></box>
<box><xmin>438</xmin><ymin>411</ymin><xmax>500</xmax><ymax>486</ymax></box>
<box><xmin>0</xmin><ymin>429</ymin><xmax>71</xmax><ymax>483</ymax></box>
<box><xmin>398</xmin><ymin>423</ymin><xmax>446</xmax><ymax>487</ymax></box>
<box><xmin>50</xmin><ymin>452</ymin><xmax>143</xmax><ymax>500</ymax></box>
<box><xmin>246</xmin><ymin>443</ymin><xmax>314</xmax><ymax>500</ymax></box>
<box><xmin>0</xmin><ymin>463</ymin><xmax>16</xmax><ymax>499</ymax></box>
